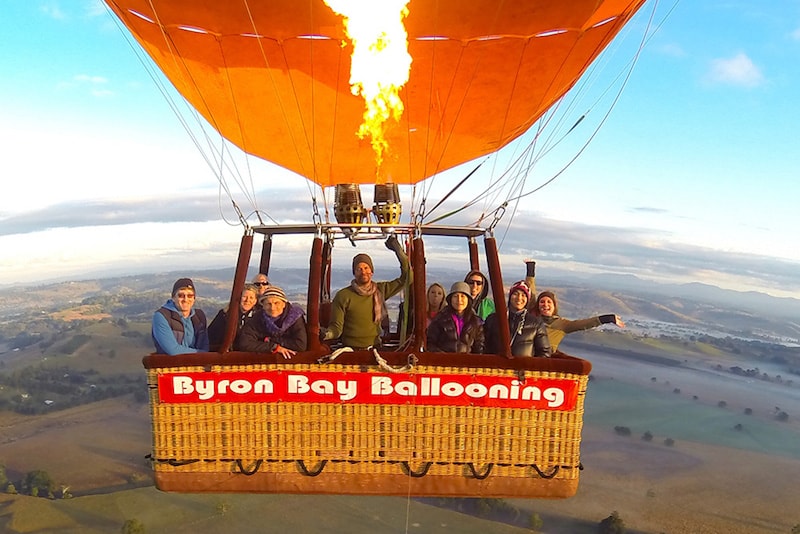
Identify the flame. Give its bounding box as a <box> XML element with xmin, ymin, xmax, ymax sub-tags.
<box><xmin>324</xmin><ymin>0</ymin><xmax>412</xmax><ymax>175</ymax></box>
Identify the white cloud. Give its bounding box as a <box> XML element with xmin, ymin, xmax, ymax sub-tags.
<box><xmin>657</xmin><ymin>42</ymin><xmax>685</xmax><ymax>58</ymax></box>
<box><xmin>74</xmin><ymin>74</ymin><xmax>109</xmax><ymax>84</ymax></box>
<box><xmin>84</xmin><ymin>0</ymin><xmax>108</xmax><ymax>18</ymax></box>
<box><xmin>2</xmin><ymin>202</ymin><xmax>798</xmax><ymax>299</ymax></box>
<box><xmin>706</xmin><ymin>53</ymin><xmax>764</xmax><ymax>87</ymax></box>
<box><xmin>40</xmin><ymin>2</ymin><xmax>66</xmax><ymax>20</ymax></box>
<box><xmin>55</xmin><ymin>74</ymin><xmax>111</xmax><ymax>95</ymax></box>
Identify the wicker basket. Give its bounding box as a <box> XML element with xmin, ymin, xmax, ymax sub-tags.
<box><xmin>144</xmin><ymin>350</ymin><xmax>590</xmax><ymax>498</ymax></box>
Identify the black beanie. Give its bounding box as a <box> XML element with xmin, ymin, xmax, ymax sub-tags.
<box><xmin>172</xmin><ymin>278</ymin><xmax>195</xmax><ymax>296</ymax></box>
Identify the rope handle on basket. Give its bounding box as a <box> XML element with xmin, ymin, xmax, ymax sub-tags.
<box><xmin>296</xmin><ymin>459</ymin><xmax>328</xmax><ymax>476</ymax></box>
<box><xmin>466</xmin><ymin>463</ymin><xmax>494</xmax><ymax>480</ymax></box>
<box><xmin>531</xmin><ymin>464</ymin><xmax>560</xmax><ymax>479</ymax></box>
<box><xmin>145</xmin><ymin>454</ymin><xmax>199</xmax><ymax>467</ymax></box>
<box><xmin>234</xmin><ymin>459</ymin><xmax>263</xmax><ymax>476</ymax></box>
<box><xmin>373</xmin><ymin>348</ymin><xmax>418</xmax><ymax>373</ymax></box>
<box><xmin>400</xmin><ymin>461</ymin><xmax>433</xmax><ymax>478</ymax></box>
<box><xmin>316</xmin><ymin>346</ymin><xmax>418</xmax><ymax>373</ymax></box>
<box><xmin>317</xmin><ymin>346</ymin><xmax>354</xmax><ymax>364</ymax></box>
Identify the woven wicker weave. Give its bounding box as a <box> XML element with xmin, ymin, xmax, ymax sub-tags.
<box><xmin>144</xmin><ymin>353</ymin><xmax>589</xmax><ymax>498</ymax></box>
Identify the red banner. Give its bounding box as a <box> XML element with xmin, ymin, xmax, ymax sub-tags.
<box><xmin>157</xmin><ymin>370</ymin><xmax>579</xmax><ymax>411</ymax></box>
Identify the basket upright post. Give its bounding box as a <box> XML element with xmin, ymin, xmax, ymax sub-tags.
<box><xmin>220</xmin><ymin>231</ymin><xmax>254</xmax><ymax>353</ymax></box>
<box><xmin>411</xmin><ymin>236</ymin><xmax>427</xmax><ymax>352</ymax></box>
<box><xmin>485</xmin><ymin>235</ymin><xmax>512</xmax><ymax>358</ymax></box>
<box><xmin>307</xmin><ymin>236</ymin><xmax>324</xmax><ymax>350</ymax></box>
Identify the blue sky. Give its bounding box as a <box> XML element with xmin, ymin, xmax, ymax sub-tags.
<box><xmin>1</xmin><ymin>1</ymin><xmax>799</xmax><ymax>300</ymax></box>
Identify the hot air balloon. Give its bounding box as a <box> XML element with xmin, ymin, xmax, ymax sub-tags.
<box><xmin>105</xmin><ymin>0</ymin><xmax>647</xmax><ymax>498</ymax></box>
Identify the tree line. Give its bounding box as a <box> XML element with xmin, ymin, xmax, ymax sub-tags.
<box><xmin>0</xmin><ymin>464</ymin><xmax>70</xmax><ymax>499</ymax></box>
<box><xmin>0</xmin><ymin>364</ymin><xmax>147</xmax><ymax>414</ymax></box>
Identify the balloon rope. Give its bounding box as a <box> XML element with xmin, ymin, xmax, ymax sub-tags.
<box><xmin>505</xmin><ymin>0</ymin><xmax>660</xmax><ymax>207</ymax></box>
<box><xmin>106</xmin><ymin>1</ymin><xmax>269</xmax><ymax>228</ymax></box>
<box><xmin>422</xmin><ymin>162</ymin><xmax>484</xmax><ymax>223</ymax></box>
<box><xmin>242</xmin><ymin>0</ymin><xmax>319</xmax><ymax>184</ymax></box>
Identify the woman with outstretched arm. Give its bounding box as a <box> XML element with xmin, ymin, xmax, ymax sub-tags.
<box><xmin>523</xmin><ymin>259</ymin><xmax>625</xmax><ymax>352</ymax></box>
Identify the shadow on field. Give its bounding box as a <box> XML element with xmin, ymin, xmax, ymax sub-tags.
<box><xmin>415</xmin><ymin>497</ymin><xmax>650</xmax><ymax>534</ymax></box>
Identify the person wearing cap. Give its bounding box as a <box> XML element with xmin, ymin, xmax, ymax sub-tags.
<box><xmin>463</xmin><ymin>270</ymin><xmax>495</xmax><ymax>320</ymax></box>
<box><xmin>207</xmin><ymin>283</ymin><xmax>259</xmax><ymax>351</ymax></box>
<box><xmin>236</xmin><ymin>285</ymin><xmax>307</xmax><ymax>359</ymax></box>
<box><xmin>252</xmin><ymin>273</ymin><xmax>270</xmax><ymax>296</ymax></box>
<box><xmin>536</xmin><ymin>290</ymin><xmax>625</xmax><ymax>353</ymax></box>
<box><xmin>484</xmin><ymin>281</ymin><xmax>551</xmax><ymax>357</ymax></box>
<box><xmin>324</xmin><ymin>235</ymin><xmax>410</xmax><ymax>349</ymax></box>
<box><xmin>152</xmin><ymin>277</ymin><xmax>209</xmax><ymax>355</ymax></box>
<box><xmin>426</xmin><ymin>281</ymin><xmax>484</xmax><ymax>353</ymax></box>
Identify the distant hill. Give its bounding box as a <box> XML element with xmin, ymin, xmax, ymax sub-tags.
<box><xmin>577</xmin><ymin>272</ymin><xmax>800</xmax><ymax>320</ymax></box>
<box><xmin>2</xmin><ymin>267</ymin><xmax>800</xmax><ymax>534</ymax></box>
<box><xmin>1</xmin><ymin>266</ymin><xmax>798</xmax><ymax>345</ymax></box>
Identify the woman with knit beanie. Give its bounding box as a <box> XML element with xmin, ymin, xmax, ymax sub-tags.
<box><xmin>484</xmin><ymin>281</ymin><xmax>551</xmax><ymax>357</ymax></box>
<box><xmin>236</xmin><ymin>285</ymin><xmax>307</xmax><ymax>359</ymax></box>
<box><xmin>426</xmin><ymin>282</ymin><xmax>485</xmax><ymax>353</ymax></box>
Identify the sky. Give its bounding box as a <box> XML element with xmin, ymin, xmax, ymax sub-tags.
<box><xmin>1</xmin><ymin>1</ymin><xmax>799</xmax><ymax>300</ymax></box>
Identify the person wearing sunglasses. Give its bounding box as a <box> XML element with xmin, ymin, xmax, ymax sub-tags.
<box><xmin>463</xmin><ymin>270</ymin><xmax>495</xmax><ymax>320</ymax></box>
<box><xmin>152</xmin><ymin>277</ymin><xmax>209</xmax><ymax>355</ymax></box>
<box><xmin>252</xmin><ymin>273</ymin><xmax>270</xmax><ymax>296</ymax></box>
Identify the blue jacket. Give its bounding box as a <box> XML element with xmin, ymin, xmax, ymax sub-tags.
<box><xmin>152</xmin><ymin>299</ymin><xmax>209</xmax><ymax>355</ymax></box>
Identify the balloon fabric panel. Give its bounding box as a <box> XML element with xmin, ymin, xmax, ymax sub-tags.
<box><xmin>104</xmin><ymin>0</ymin><xmax>645</xmax><ymax>186</ymax></box>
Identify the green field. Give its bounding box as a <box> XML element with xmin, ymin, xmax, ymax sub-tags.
<box><xmin>0</xmin><ymin>489</ymin><xmax>544</xmax><ymax>534</ymax></box>
<box><xmin>2</xmin><ymin>292</ymin><xmax>800</xmax><ymax>533</ymax></box>
<box><xmin>585</xmin><ymin>378</ymin><xmax>800</xmax><ymax>460</ymax></box>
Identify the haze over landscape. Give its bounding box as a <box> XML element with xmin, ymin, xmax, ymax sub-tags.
<box><xmin>1</xmin><ymin>1</ymin><xmax>799</xmax><ymax>300</ymax></box>
<box><xmin>1</xmin><ymin>268</ymin><xmax>799</xmax><ymax>532</ymax></box>
<box><xmin>2</xmin><ymin>1</ymin><xmax>800</xmax><ymax>532</ymax></box>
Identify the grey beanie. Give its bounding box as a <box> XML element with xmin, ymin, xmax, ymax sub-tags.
<box><xmin>447</xmin><ymin>281</ymin><xmax>473</xmax><ymax>306</ymax></box>
<box><xmin>352</xmin><ymin>253</ymin><xmax>374</xmax><ymax>274</ymax></box>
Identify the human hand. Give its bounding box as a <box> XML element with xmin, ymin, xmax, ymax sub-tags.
<box><xmin>320</xmin><ymin>328</ymin><xmax>335</xmax><ymax>341</ymax></box>
<box><xmin>524</xmin><ymin>259</ymin><xmax>536</xmax><ymax>278</ymax></box>
<box><xmin>385</xmin><ymin>235</ymin><xmax>401</xmax><ymax>251</ymax></box>
<box><xmin>273</xmin><ymin>344</ymin><xmax>296</xmax><ymax>360</ymax></box>
<box><xmin>615</xmin><ymin>315</ymin><xmax>625</xmax><ymax>328</ymax></box>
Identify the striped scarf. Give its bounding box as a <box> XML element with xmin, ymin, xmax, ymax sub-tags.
<box><xmin>350</xmin><ymin>280</ymin><xmax>388</xmax><ymax>325</ymax></box>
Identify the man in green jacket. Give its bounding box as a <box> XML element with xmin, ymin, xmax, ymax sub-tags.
<box><xmin>324</xmin><ymin>235</ymin><xmax>410</xmax><ymax>349</ymax></box>
<box><xmin>464</xmin><ymin>269</ymin><xmax>495</xmax><ymax>320</ymax></box>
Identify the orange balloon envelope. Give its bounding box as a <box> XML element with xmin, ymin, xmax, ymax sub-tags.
<box><xmin>105</xmin><ymin>0</ymin><xmax>645</xmax><ymax>187</ymax></box>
